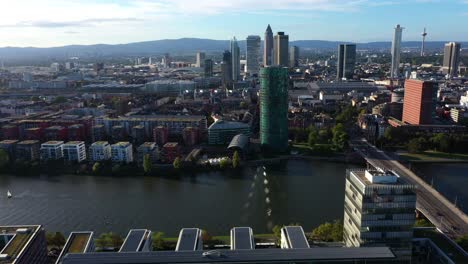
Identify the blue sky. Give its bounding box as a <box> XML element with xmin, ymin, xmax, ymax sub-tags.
<box><xmin>0</xmin><ymin>0</ymin><xmax>467</xmax><ymax>47</ymax></box>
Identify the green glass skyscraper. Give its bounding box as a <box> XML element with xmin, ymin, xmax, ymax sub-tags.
<box><xmin>260</xmin><ymin>66</ymin><xmax>288</xmax><ymax>152</ymax></box>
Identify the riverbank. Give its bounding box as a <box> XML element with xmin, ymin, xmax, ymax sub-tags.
<box><xmin>398</xmin><ymin>151</ymin><xmax>468</xmax><ymax>163</ymax></box>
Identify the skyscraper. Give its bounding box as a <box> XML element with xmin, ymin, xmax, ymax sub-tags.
<box><xmin>402</xmin><ymin>79</ymin><xmax>437</xmax><ymax>125</ymax></box>
<box><xmin>442</xmin><ymin>42</ymin><xmax>461</xmax><ymax>78</ymax></box>
<box><xmin>196</xmin><ymin>52</ymin><xmax>205</xmax><ymax>68</ymax></box>
<box><xmin>289</xmin><ymin>46</ymin><xmax>299</xmax><ymax>68</ymax></box>
<box><xmin>263</xmin><ymin>24</ymin><xmax>274</xmax><ymax>66</ymax></box>
<box><xmin>273</xmin><ymin>32</ymin><xmax>289</xmax><ymax>67</ymax></box>
<box><xmin>391</xmin><ymin>24</ymin><xmax>403</xmax><ymax>79</ymax></box>
<box><xmin>343</xmin><ymin>169</ymin><xmax>416</xmax><ymax>262</ymax></box>
<box><xmin>337</xmin><ymin>44</ymin><xmax>356</xmax><ymax>80</ymax></box>
<box><xmin>260</xmin><ymin>66</ymin><xmax>289</xmax><ymax>152</ymax></box>
<box><xmin>204</xmin><ymin>59</ymin><xmax>213</xmax><ymax>77</ymax></box>
<box><xmin>231</xmin><ymin>37</ymin><xmax>241</xmax><ymax>81</ymax></box>
<box><xmin>246</xmin><ymin>35</ymin><xmax>261</xmax><ymax>76</ymax></box>
<box><xmin>221</xmin><ymin>50</ymin><xmax>232</xmax><ymax>86</ymax></box>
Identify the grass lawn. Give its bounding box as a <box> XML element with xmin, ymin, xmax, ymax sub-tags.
<box><xmin>399</xmin><ymin>151</ymin><xmax>468</xmax><ymax>162</ymax></box>
<box><xmin>414</xmin><ymin>229</ymin><xmax>467</xmax><ymax>263</ymax></box>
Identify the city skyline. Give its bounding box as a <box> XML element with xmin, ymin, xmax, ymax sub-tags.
<box><xmin>1</xmin><ymin>0</ymin><xmax>468</xmax><ymax>47</ymax></box>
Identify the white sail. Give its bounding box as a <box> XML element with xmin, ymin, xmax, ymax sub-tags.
<box><xmin>7</xmin><ymin>190</ymin><xmax>12</xmax><ymax>198</ymax></box>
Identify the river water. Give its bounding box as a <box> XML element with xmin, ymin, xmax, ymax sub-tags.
<box><xmin>0</xmin><ymin>160</ymin><xmax>354</xmax><ymax>236</ymax></box>
<box><xmin>1</xmin><ymin>160</ymin><xmax>465</xmax><ymax>236</ymax></box>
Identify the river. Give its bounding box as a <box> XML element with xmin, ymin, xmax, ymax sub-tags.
<box><xmin>0</xmin><ymin>160</ymin><xmax>355</xmax><ymax>236</ymax></box>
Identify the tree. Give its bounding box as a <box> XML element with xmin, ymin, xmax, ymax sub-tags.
<box><xmin>431</xmin><ymin>133</ymin><xmax>451</xmax><ymax>152</ymax></box>
<box><xmin>152</xmin><ymin>232</ymin><xmax>165</xmax><ymax>250</ymax></box>
<box><xmin>333</xmin><ymin>131</ymin><xmax>349</xmax><ymax>150</ymax></box>
<box><xmin>95</xmin><ymin>232</ymin><xmax>123</xmax><ymax>250</ymax></box>
<box><xmin>232</xmin><ymin>151</ymin><xmax>240</xmax><ymax>169</ymax></box>
<box><xmin>173</xmin><ymin>157</ymin><xmax>181</xmax><ymax>169</ymax></box>
<box><xmin>308</xmin><ymin>129</ymin><xmax>318</xmax><ymax>147</ymax></box>
<box><xmin>201</xmin><ymin>229</ymin><xmax>213</xmax><ymax>243</ymax></box>
<box><xmin>414</xmin><ymin>219</ymin><xmax>433</xmax><ymax>227</ymax></box>
<box><xmin>0</xmin><ymin>149</ymin><xmax>9</xmax><ymax>168</ymax></box>
<box><xmin>272</xmin><ymin>225</ymin><xmax>282</xmax><ymax>243</ymax></box>
<box><xmin>143</xmin><ymin>154</ymin><xmax>152</xmax><ymax>174</ymax></box>
<box><xmin>219</xmin><ymin>157</ymin><xmax>231</xmax><ymax>169</ymax></box>
<box><xmin>311</xmin><ymin>220</ymin><xmax>343</xmax><ymax>242</ymax></box>
<box><xmin>52</xmin><ymin>96</ymin><xmax>67</xmax><ymax>104</ymax></box>
<box><xmin>455</xmin><ymin>234</ymin><xmax>468</xmax><ymax>251</ymax></box>
<box><xmin>407</xmin><ymin>137</ymin><xmax>426</xmax><ymax>153</ymax></box>
<box><xmin>46</xmin><ymin>232</ymin><xmax>66</xmax><ymax>248</ymax></box>
<box><xmin>92</xmin><ymin>162</ymin><xmax>101</xmax><ymax>175</ymax></box>
<box><xmin>239</xmin><ymin>101</ymin><xmax>247</xmax><ymax>109</ymax></box>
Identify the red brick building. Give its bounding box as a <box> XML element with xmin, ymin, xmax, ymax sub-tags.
<box><xmin>153</xmin><ymin>126</ymin><xmax>169</xmax><ymax>146</ymax></box>
<box><xmin>163</xmin><ymin>142</ymin><xmax>181</xmax><ymax>163</ymax></box>
<box><xmin>402</xmin><ymin>79</ymin><xmax>436</xmax><ymax>125</ymax></box>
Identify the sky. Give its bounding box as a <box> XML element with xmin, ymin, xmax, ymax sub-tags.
<box><xmin>0</xmin><ymin>0</ymin><xmax>467</xmax><ymax>47</ymax></box>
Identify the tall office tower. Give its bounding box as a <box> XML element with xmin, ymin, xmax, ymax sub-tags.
<box><xmin>163</xmin><ymin>53</ymin><xmax>171</xmax><ymax>68</ymax></box>
<box><xmin>222</xmin><ymin>50</ymin><xmax>232</xmax><ymax>85</ymax></box>
<box><xmin>289</xmin><ymin>46</ymin><xmax>300</xmax><ymax>68</ymax></box>
<box><xmin>391</xmin><ymin>24</ymin><xmax>403</xmax><ymax>79</ymax></box>
<box><xmin>402</xmin><ymin>79</ymin><xmax>437</xmax><ymax>125</ymax></box>
<box><xmin>231</xmin><ymin>37</ymin><xmax>241</xmax><ymax>81</ymax></box>
<box><xmin>260</xmin><ymin>66</ymin><xmax>289</xmax><ymax>152</ymax></box>
<box><xmin>344</xmin><ymin>169</ymin><xmax>416</xmax><ymax>261</ymax></box>
<box><xmin>246</xmin><ymin>35</ymin><xmax>261</xmax><ymax>76</ymax></box>
<box><xmin>263</xmin><ymin>24</ymin><xmax>274</xmax><ymax>66</ymax></box>
<box><xmin>273</xmin><ymin>32</ymin><xmax>289</xmax><ymax>67</ymax></box>
<box><xmin>196</xmin><ymin>52</ymin><xmax>205</xmax><ymax>68</ymax></box>
<box><xmin>204</xmin><ymin>59</ymin><xmax>213</xmax><ymax>77</ymax></box>
<box><xmin>336</xmin><ymin>44</ymin><xmax>356</xmax><ymax>80</ymax></box>
<box><xmin>442</xmin><ymin>42</ymin><xmax>461</xmax><ymax>78</ymax></box>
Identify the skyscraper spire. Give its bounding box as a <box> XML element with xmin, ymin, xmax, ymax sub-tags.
<box><xmin>263</xmin><ymin>24</ymin><xmax>274</xmax><ymax>66</ymax></box>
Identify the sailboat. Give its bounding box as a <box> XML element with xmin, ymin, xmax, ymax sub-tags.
<box><xmin>7</xmin><ymin>190</ymin><xmax>12</xmax><ymax>199</ymax></box>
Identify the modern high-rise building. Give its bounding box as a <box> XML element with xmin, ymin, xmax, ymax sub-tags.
<box><xmin>391</xmin><ymin>24</ymin><xmax>403</xmax><ymax>79</ymax></box>
<box><xmin>343</xmin><ymin>169</ymin><xmax>416</xmax><ymax>261</ymax></box>
<box><xmin>196</xmin><ymin>52</ymin><xmax>205</xmax><ymax>68</ymax></box>
<box><xmin>204</xmin><ymin>59</ymin><xmax>213</xmax><ymax>77</ymax></box>
<box><xmin>289</xmin><ymin>46</ymin><xmax>299</xmax><ymax>68</ymax></box>
<box><xmin>222</xmin><ymin>50</ymin><xmax>232</xmax><ymax>85</ymax></box>
<box><xmin>442</xmin><ymin>42</ymin><xmax>461</xmax><ymax>78</ymax></box>
<box><xmin>337</xmin><ymin>44</ymin><xmax>356</xmax><ymax>80</ymax></box>
<box><xmin>263</xmin><ymin>24</ymin><xmax>274</xmax><ymax>66</ymax></box>
<box><xmin>402</xmin><ymin>79</ymin><xmax>437</xmax><ymax>125</ymax></box>
<box><xmin>273</xmin><ymin>32</ymin><xmax>289</xmax><ymax>67</ymax></box>
<box><xmin>62</xmin><ymin>141</ymin><xmax>87</xmax><ymax>163</ymax></box>
<box><xmin>246</xmin><ymin>35</ymin><xmax>261</xmax><ymax>76</ymax></box>
<box><xmin>40</xmin><ymin>141</ymin><xmax>64</xmax><ymax>161</ymax></box>
<box><xmin>260</xmin><ymin>66</ymin><xmax>289</xmax><ymax>152</ymax></box>
<box><xmin>89</xmin><ymin>141</ymin><xmax>112</xmax><ymax>162</ymax></box>
<box><xmin>231</xmin><ymin>37</ymin><xmax>241</xmax><ymax>82</ymax></box>
<box><xmin>111</xmin><ymin>142</ymin><xmax>133</xmax><ymax>163</ymax></box>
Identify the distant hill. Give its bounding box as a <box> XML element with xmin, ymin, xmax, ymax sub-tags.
<box><xmin>0</xmin><ymin>38</ymin><xmax>466</xmax><ymax>60</ymax></box>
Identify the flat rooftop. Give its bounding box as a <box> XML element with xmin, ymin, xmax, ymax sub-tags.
<box><xmin>64</xmin><ymin>141</ymin><xmax>85</xmax><ymax>145</ymax></box>
<box><xmin>61</xmin><ymin>247</ymin><xmax>395</xmax><ymax>263</ymax></box>
<box><xmin>231</xmin><ymin>227</ymin><xmax>254</xmax><ymax>250</ymax></box>
<box><xmin>349</xmin><ymin>169</ymin><xmax>413</xmax><ymax>187</ymax></box>
<box><xmin>176</xmin><ymin>228</ymin><xmax>201</xmax><ymax>251</ymax></box>
<box><xmin>282</xmin><ymin>226</ymin><xmax>310</xmax><ymax>249</ymax></box>
<box><xmin>0</xmin><ymin>140</ymin><xmax>18</xmax><ymax>145</ymax></box>
<box><xmin>0</xmin><ymin>225</ymin><xmax>42</xmax><ymax>264</ymax></box>
<box><xmin>17</xmin><ymin>140</ymin><xmax>40</xmax><ymax>145</ymax></box>
<box><xmin>41</xmin><ymin>141</ymin><xmax>64</xmax><ymax>145</ymax></box>
<box><xmin>56</xmin><ymin>232</ymin><xmax>94</xmax><ymax>263</ymax></box>
<box><xmin>91</xmin><ymin>141</ymin><xmax>109</xmax><ymax>146</ymax></box>
<box><xmin>112</xmin><ymin>142</ymin><xmax>131</xmax><ymax>148</ymax></box>
<box><xmin>119</xmin><ymin>230</ymin><xmax>150</xmax><ymax>253</ymax></box>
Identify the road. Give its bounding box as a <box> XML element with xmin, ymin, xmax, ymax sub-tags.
<box><xmin>351</xmin><ymin>139</ymin><xmax>468</xmax><ymax>239</ymax></box>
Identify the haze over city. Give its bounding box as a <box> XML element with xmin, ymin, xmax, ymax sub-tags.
<box><xmin>1</xmin><ymin>0</ymin><xmax>468</xmax><ymax>47</ymax></box>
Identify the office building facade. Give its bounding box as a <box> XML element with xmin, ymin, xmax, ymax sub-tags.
<box><xmin>246</xmin><ymin>35</ymin><xmax>261</xmax><ymax>76</ymax></box>
<box><xmin>264</xmin><ymin>24</ymin><xmax>274</xmax><ymax>66</ymax></box>
<box><xmin>63</xmin><ymin>141</ymin><xmax>87</xmax><ymax>163</ymax></box>
<box><xmin>273</xmin><ymin>32</ymin><xmax>289</xmax><ymax>67</ymax></box>
<box><xmin>204</xmin><ymin>59</ymin><xmax>213</xmax><ymax>77</ymax></box>
<box><xmin>40</xmin><ymin>141</ymin><xmax>64</xmax><ymax>161</ymax></box>
<box><xmin>337</xmin><ymin>44</ymin><xmax>356</xmax><ymax>80</ymax></box>
<box><xmin>391</xmin><ymin>24</ymin><xmax>403</xmax><ymax>79</ymax></box>
<box><xmin>89</xmin><ymin>141</ymin><xmax>112</xmax><ymax>162</ymax></box>
<box><xmin>289</xmin><ymin>46</ymin><xmax>300</xmax><ymax>68</ymax></box>
<box><xmin>402</xmin><ymin>79</ymin><xmax>437</xmax><ymax>125</ymax></box>
<box><xmin>260</xmin><ymin>66</ymin><xmax>289</xmax><ymax>152</ymax></box>
<box><xmin>231</xmin><ymin>37</ymin><xmax>241</xmax><ymax>82</ymax></box>
<box><xmin>195</xmin><ymin>52</ymin><xmax>205</xmax><ymax>68</ymax></box>
<box><xmin>442</xmin><ymin>42</ymin><xmax>461</xmax><ymax>78</ymax></box>
<box><xmin>343</xmin><ymin>169</ymin><xmax>416</xmax><ymax>261</ymax></box>
<box><xmin>111</xmin><ymin>142</ymin><xmax>133</xmax><ymax>163</ymax></box>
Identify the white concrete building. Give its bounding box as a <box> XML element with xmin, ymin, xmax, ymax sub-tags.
<box><xmin>111</xmin><ymin>142</ymin><xmax>133</xmax><ymax>163</ymax></box>
<box><xmin>63</xmin><ymin>141</ymin><xmax>87</xmax><ymax>162</ymax></box>
<box><xmin>89</xmin><ymin>141</ymin><xmax>112</xmax><ymax>162</ymax></box>
<box><xmin>40</xmin><ymin>141</ymin><xmax>64</xmax><ymax>160</ymax></box>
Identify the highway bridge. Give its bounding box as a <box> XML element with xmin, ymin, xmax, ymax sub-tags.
<box><xmin>351</xmin><ymin>139</ymin><xmax>468</xmax><ymax>239</ymax></box>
